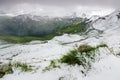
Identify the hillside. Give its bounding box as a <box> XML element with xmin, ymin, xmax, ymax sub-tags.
<box><xmin>0</xmin><ymin>9</ymin><xmax>120</xmax><ymax>80</ymax></box>
<box><xmin>0</xmin><ymin>15</ymin><xmax>89</xmax><ymax>43</ymax></box>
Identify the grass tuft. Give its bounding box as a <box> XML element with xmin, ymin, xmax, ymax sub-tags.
<box><xmin>60</xmin><ymin>50</ymin><xmax>80</xmax><ymax>65</ymax></box>
<box><xmin>13</xmin><ymin>62</ymin><xmax>32</xmax><ymax>72</ymax></box>
<box><xmin>43</xmin><ymin>60</ymin><xmax>60</xmax><ymax>72</ymax></box>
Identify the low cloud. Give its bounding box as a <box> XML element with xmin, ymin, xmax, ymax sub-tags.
<box><xmin>0</xmin><ymin>0</ymin><xmax>116</xmax><ymax>17</ymax></box>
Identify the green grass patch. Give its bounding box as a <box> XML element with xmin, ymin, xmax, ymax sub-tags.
<box><xmin>43</xmin><ymin>60</ymin><xmax>60</xmax><ymax>72</ymax></box>
<box><xmin>58</xmin><ymin>22</ymin><xmax>87</xmax><ymax>34</ymax></box>
<box><xmin>60</xmin><ymin>44</ymin><xmax>108</xmax><ymax>68</ymax></box>
<box><xmin>0</xmin><ymin>36</ymin><xmax>52</xmax><ymax>43</ymax></box>
<box><xmin>60</xmin><ymin>50</ymin><xmax>80</xmax><ymax>65</ymax></box>
<box><xmin>13</xmin><ymin>62</ymin><xmax>32</xmax><ymax>72</ymax></box>
<box><xmin>0</xmin><ymin>36</ymin><xmax>38</xmax><ymax>43</ymax></box>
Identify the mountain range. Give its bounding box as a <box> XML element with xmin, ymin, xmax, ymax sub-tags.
<box><xmin>0</xmin><ymin>14</ymin><xmax>86</xmax><ymax>37</ymax></box>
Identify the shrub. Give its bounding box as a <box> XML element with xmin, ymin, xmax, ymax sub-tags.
<box><xmin>78</xmin><ymin>44</ymin><xmax>96</xmax><ymax>53</ymax></box>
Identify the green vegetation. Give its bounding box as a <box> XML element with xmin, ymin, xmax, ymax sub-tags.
<box><xmin>59</xmin><ymin>77</ymin><xmax>64</xmax><ymax>80</ymax></box>
<box><xmin>60</xmin><ymin>44</ymin><xmax>108</xmax><ymax>69</ymax></box>
<box><xmin>42</xmin><ymin>44</ymin><xmax>108</xmax><ymax>74</ymax></box>
<box><xmin>0</xmin><ymin>33</ymin><xmax>61</xmax><ymax>43</ymax></box>
<box><xmin>96</xmin><ymin>44</ymin><xmax>108</xmax><ymax>48</ymax></box>
<box><xmin>0</xmin><ymin>63</ymin><xmax>13</xmax><ymax>78</ymax></box>
<box><xmin>57</xmin><ymin>22</ymin><xmax>87</xmax><ymax>34</ymax></box>
<box><xmin>43</xmin><ymin>60</ymin><xmax>60</xmax><ymax>72</ymax></box>
<box><xmin>0</xmin><ymin>20</ymin><xmax>88</xmax><ymax>43</ymax></box>
<box><xmin>0</xmin><ymin>62</ymin><xmax>33</xmax><ymax>78</ymax></box>
<box><xmin>60</xmin><ymin>50</ymin><xmax>79</xmax><ymax>65</ymax></box>
<box><xmin>117</xmin><ymin>52</ymin><xmax>120</xmax><ymax>56</ymax></box>
<box><xmin>0</xmin><ymin>36</ymin><xmax>52</xmax><ymax>43</ymax></box>
<box><xmin>13</xmin><ymin>62</ymin><xmax>32</xmax><ymax>72</ymax></box>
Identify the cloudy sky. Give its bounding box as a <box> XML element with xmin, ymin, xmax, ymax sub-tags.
<box><xmin>0</xmin><ymin>0</ymin><xmax>117</xmax><ymax>17</ymax></box>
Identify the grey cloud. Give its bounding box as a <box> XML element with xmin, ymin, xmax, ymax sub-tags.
<box><xmin>0</xmin><ymin>0</ymin><xmax>119</xmax><ymax>7</ymax></box>
<box><xmin>0</xmin><ymin>0</ymin><xmax>117</xmax><ymax>17</ymax></box>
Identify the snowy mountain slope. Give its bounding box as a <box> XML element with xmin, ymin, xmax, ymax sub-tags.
<box><xmin>1</xmin><ymin>9</ymin><xmax>120</xmax><ymax>80</ymax></box>
<box><xmin>0</xmin><ymin>34</ymin><xmax>120</xmax><ymax>80</ymax></box>
<box><xmin>93</xmin><ymin>9</ymin><xmax>120</xmax><ymax>31</ymax></box>
<box><xmin>92</xmin><ymin>9</ymin><xmax>120</xmax><ymax>53</ymax></box>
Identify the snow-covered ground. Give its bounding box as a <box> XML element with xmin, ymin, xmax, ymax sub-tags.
<box><xmin>1</xmin><ymin>9</ymin><xmax>120</xmax><ymax>80</ymax></box>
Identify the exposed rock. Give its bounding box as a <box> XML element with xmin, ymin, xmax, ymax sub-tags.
<box><xmin>0</xmin><ymin>61</ymin><xmax>13</xmax><ymax>78</ymax></box>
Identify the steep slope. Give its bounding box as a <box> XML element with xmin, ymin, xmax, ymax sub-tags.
<box><xmin>93</xmin><ymin>9</ymin><xmax>120</xmax><ymax>32</ymax></box>
<box><xmin>92</xmin><ymin>9</ymin><xmax>120</xmax><ymax>53</ymax></box>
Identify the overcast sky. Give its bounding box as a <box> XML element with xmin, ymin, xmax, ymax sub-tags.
<box><xmin>0</xmin><ymin>0</ymin><xmax>118</xmax><ymax>17</ymax></box>
<box><xmin>0</xmin><ymin>0</ymin><xmax>119</xmax><ymax>7</ymax></box>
